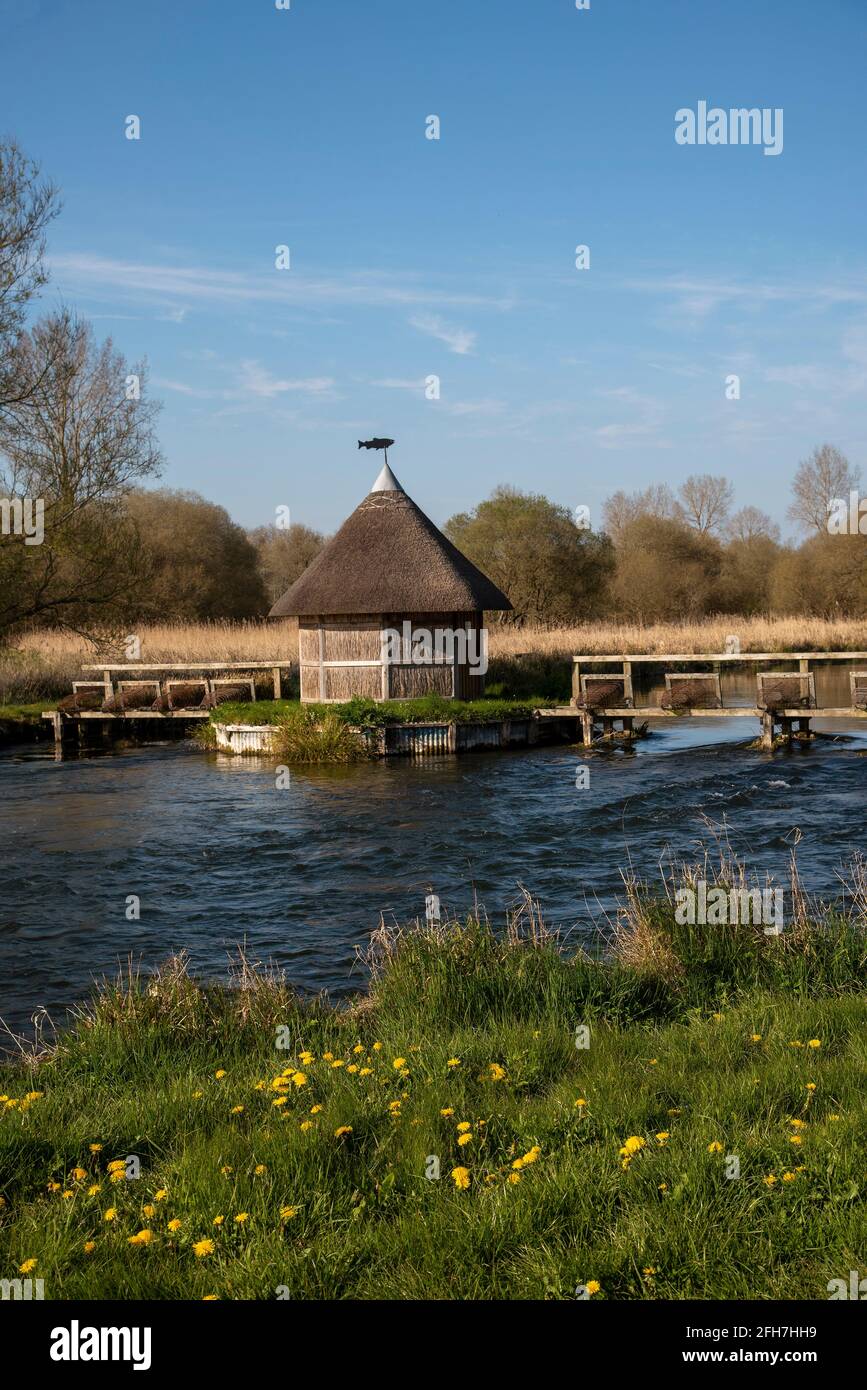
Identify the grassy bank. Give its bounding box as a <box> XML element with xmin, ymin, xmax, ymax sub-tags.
<box><xmin>2</xmin><ymin>867</ymin><xmax>866</xmax><ymax>1300</ymax></box>
<box><xmin>208</xmin><ymin>695</ymin><xmax>556</xmax><ymax>727</ymax></box>
<box><xmin>4</xmin><ymin>615</ymin><xmax>867</xmax><ymax>704</ymax></box>
<box><xmin>0</xmin><ymin>701</ymin><xmax>49</xmax><ymax>743</ymax></box>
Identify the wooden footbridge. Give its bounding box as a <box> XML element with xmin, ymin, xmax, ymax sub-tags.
<box><xmin>40</xmin><ymin>651</ymin><xmax>867</xmax><ymax>753</ymax></box>
<box><xmin>561</xmin><ymin>651</ymin><xmax>867</xmax><ymax>749</ymax></box>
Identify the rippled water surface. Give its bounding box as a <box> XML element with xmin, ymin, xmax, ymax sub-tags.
<box><xmin>1</xmin><ymin>702</ymin><xmax>865</xmax><ymax>1036</ymax></box>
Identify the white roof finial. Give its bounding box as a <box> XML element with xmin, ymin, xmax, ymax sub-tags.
<box><xmin>371</xmin><ymin>461</ymin><xmax>403</xmax><ymax>493</ymax></box>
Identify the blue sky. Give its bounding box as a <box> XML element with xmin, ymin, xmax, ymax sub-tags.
<box><xmin>5</xmin><ymin>0</ymin><xmax>867</xmax><ymax>535</ymax></box>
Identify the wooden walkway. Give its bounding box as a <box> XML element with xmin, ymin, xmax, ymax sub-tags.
<box><xmin>566</xmin><ymin>650</ymin><xmax>867</xmax><ymax>749</ymax></box>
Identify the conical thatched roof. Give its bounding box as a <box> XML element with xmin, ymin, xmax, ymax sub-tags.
<box><xmin>269</xmin><ymin>464</ymin><xmax>512</xmax><ymax>616</ymax></box>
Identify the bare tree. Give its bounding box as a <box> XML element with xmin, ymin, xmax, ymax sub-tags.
<box><xmin>0</xmin><ymin>139</ymin><xmax>60</xmax><ymax>413</ymax></box>
<box><xmin>676</xmin><ymin>474</ymin><xmax>734</xmax><ymax>535</ymax></box>
<box><xmin>0</xmin><ymin>310</ymin><xmax>162</xmax><ymax>638</ymax></box>
<box><xmin>602</xmin><ymin>484</ymin><xmax>677</xmax><ymax>542</ymax></box>
<box><xmin>726</xmin><ymin>505</ymin><xmax>780</xmax><ymax>544</ymax></box>
<box><xmin>787</xmin><ymin>444</ymin><xmax>861</xmax><ymax>533</ymax></box>
<box><xmin>248</xmin><ymin>521</ymin><xmax>326</xmax><ymax>605</ymax></box>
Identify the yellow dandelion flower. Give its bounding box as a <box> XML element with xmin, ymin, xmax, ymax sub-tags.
<box><xmin>446</xmin><ymin>1058</ymin><xmax>461</xmax><ymax>1068</ymax></box>
<box><xmin>359</xmin><ymin>1067</ymin><xmax>373</xmax><ymax>1076</ymax></box>
<box><xmin>107</xmin><ymin>1160</ymin><xmax>125</xmax><ymax>1173</ymax></box>
<box><xmin>807</xmin><ymin>1039</ymin><xmax>821</xmax><ymax>1048</ymax></box>
<box><xmin>299</xmin><ymin>1120</ymin><xmax>313</xmax><ymax>1131</ymax></box>
<box><xmin>805</xmin><ymin>1082</ymin><xmax>816</xmax><ymax>1091</ymax></box>
<box><xmin>19</xmin><ymin>1258</ymin><xmax>37</xmax><ymax>1274</ymax></box>
<box><xmin>167</xmin><ymin>1218</ymin><xmax>182</xmax><ymax>1232</ymax></box>
<box><xmin>155</xmin><ymin>1188</ymin><xmax>168</xmax><ymax>1200</ymax></box>
<box><xmin>215</xmin><ymin>1070</ymin><xmax>226</xmax><ymax>1079</ymax></box>
<box><xmin>574</xmin><ymin>1098</ymin><xmax>587</xmax><ymax>1108</ymax></box>
<box><xmin>457</xmin><ymin>1132</ymin><xmax>473</xmax><ymax>1147</ymax></box>
<box><xmin>202</xmin><ymin>1294</ymin><xmax>218</xmax><ymax>1300</ymax></box>
<box><xmin>392</xmin><ymin>1057</ymin><xmax>406</xmax><ymax>1069</ymax></box>
<box><xmin>763</xmin><ymin>1174</ymin><xmax>777</xmax><ymax>1186</ymax></box>
<box><xmin>62</xmin><ymin>1190</ymin><xmax>74</xmax><ymax>1200</ymax></box>
<box><xmin>280</xmin><ymin>1206</ymin><xmax>298</xmax><ymax>1221</ymax></box>
<box><xmin>272</xmin><ymin>1097</ymin><xmax>288</xmax><ymax>1107</ymax></box>
<box><xmin>213</xmin><ymin>1215</ymin><xmax>224</xmax><ymax>1226</ymax></box>
<box><xmin>655</xmin><ymin>1132</ymin><xmax>670</xmax><ymax>1145</ymax></box>
<box><xmin>334</xmin><ymin>1125</ymin><xmax>352</xmax><ymax>1138</ymax></box>
<box><xmin>789</xmin><ymin>1135</ymin><xmax>803</xmax><ymax>1145</ymax></box>
<box><xmin>619</xmin><ymin>1135</ymin><xmax>646</xmax><ymax>1156</ymax></box>
<box><xmin>230</xmin><ymin>1105</ymin><xmax>244</xmax><ymax>1115</ymax></box>
<box><xmin>508</xmin><ymin>1172</ymin><xmax>521</xmax><ymax>1184</ymax></box>
<box><xmin>127</xmin><ymin>1229</ymin><xmax>153</xmax><ymax>1246</ymax></box>
<box><xmin>193</xmin><ymin>1239</ymin><xmax>215</xmax><ymax>1257</ymax></box>
<box><xmin>71</xmin><ymin>1167</ymin><xmax>87</xmax><ymax>1182</ymax></box>
<box><xmin>331</xmin><ymin>1060</ymin><xmax>344</xmax><ymax>1069</ymax></box>
<box><xmin>487</xmin><ymin>1063</ymin><xmax>507</xmax><ymax>1081</ymax></box>
<box><xmin>88</xmin><ymin>1184</ymin><xmax>101</xmax><ymax>1197</ymax></box>
<box><xmin>707</xmin><ymin>1141</ymin><xmax>723</xmax><ymax>1153</ymax></box>
<box><xmin>89</xmin><ymin>1143</ymin><xmax>102</xmax><ymax>1153</ymax></box>
<box><xmin>143</xmin><ymin>1204</ymin><xmax>156</xmax><ymax>1218</ymax></box>
<box><xmin>372</xmin><ymin>1042</ymin><xmax>382</xmax><ymax>1051</ymax></box>
<box><xmin>323</xmin><ymin>1052</ymin><xmax>334</xmax><ymax>1061</ymax></box>
<box><xmin>585</xmin><ymin>1280</ymin><xmax>600</xmax><ymax>1295</ymax></box>
<box><xmin>234</xmin><ymin>1212</ymin><xmax>249</xmax><ymax>1224</ymax></box>
<box><xmin>456</xmin><ymin>1121</ymin><xmax>471</xmax><ymax>1133</ymax></box>
<box><xmin>750</xmin><ymin>1034</ymin><xmax>762</xmax><ymax>1043</ymax></box>
<box><xmin>782</xmin><ymin>1172</ymin><xmax>797</xmax><ymax>1182</ymax></box>
<box><xmin>440</xmin><ymin>1107</ymin><xmax>455</xmax><ymax>1117</ymax></box>
<box><xmin>310</xmin><ymin>1104</ymin><xmax>323</xmax><ymax>1114</ymax></box>
<box><xmin>103</xmin><ymin>1208</ymin><xmax>117</xmax><ymax>1222</ymax></box>
<box><xmin>451</xmin><ymin>1166</ymin><xmax>470</xmax><ymax>1190</ymax></box>
<box><xmin>84</xmin><ymin>1241</ymin><xmax>96</xmax><ymax>1254</ymax></box>
<box><xmin>347</xmin><ymin>1064</ymin><xmax>359</xmax><ymax>1074</ymax></box>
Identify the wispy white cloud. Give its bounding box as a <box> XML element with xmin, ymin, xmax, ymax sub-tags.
<box><xmin>48</xmin><ymin>253</ymin><xmax>511</xmax><ymax>313</ymax></box>
<box><xmin>409</xmin><ymin>313</ymin><xmax>476</xmax><ymax>355</ymax></box>
<box><xmin>370</xmin><ymin>377</ymin><xmax>427</xmax><ymax>391</ymax></box>
<box><xmin>238</xmin><ymin>360</ymin><xmax>334</xmax><ymax>398</ymax></box>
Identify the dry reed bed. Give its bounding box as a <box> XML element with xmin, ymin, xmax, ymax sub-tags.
<box><xmin>3</xmin><ymin>616</ymin><xmax>867</xmax><ymax>703</ymax></box>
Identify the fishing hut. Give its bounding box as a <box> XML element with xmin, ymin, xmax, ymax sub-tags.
<box><xmin>269</xmin><ymin>444</ymin><xmax>512</xmax><ymax>701</ymax></box>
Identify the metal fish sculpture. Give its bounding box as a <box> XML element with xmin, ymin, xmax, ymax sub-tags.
<box><xmin>357</xmin><ymin>438</ymin><xmax>395</xmax><ymax>451</ymax></box>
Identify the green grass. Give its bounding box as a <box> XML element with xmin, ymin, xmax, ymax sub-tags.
<box><xmin>1</xmin><ymin>886</ymin><xmax>866</xmax><ymax>1301</ymax></box>
<box><xmin>0</xmin><ymin>701</ymin><xmax>50</xmax><ymax>723</ymax></box>
<box><xmin>208</xmin><ymin>694</ymin><xmax>558</xmax><ymax>728</ymax></box>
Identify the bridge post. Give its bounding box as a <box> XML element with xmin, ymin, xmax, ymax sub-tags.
<box><xmin>760</xmin><ymin>711</ymin><xmax>775</xmax><ymax>750</ymax></box>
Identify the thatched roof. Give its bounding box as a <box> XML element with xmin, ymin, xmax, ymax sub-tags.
<box><xmin>269</xmin><ymin>463</ymin><xmax>512</xmax><ymax>616</ymax></box>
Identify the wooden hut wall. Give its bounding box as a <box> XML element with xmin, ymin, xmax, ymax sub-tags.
<box><xmin>297</xmin><ymin>612</ymin><xmax>486</xmax><ymax>702</ymax></box>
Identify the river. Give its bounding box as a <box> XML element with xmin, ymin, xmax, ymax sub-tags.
<box><xmin>1</xmin><ymin>664</ymin><xmax>865</xmax><ymax>1039</ymax></box>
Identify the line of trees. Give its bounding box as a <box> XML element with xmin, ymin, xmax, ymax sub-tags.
<box><xmin>445</xmin><ymin>451</ymin><xmax>866</xmax><ymax>624</ymax></box>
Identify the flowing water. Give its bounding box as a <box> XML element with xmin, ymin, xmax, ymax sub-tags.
<box><xmin>1</xmin><ymin>663</ymin><xmax>865</xmax><ymax>1039</ymax></box>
